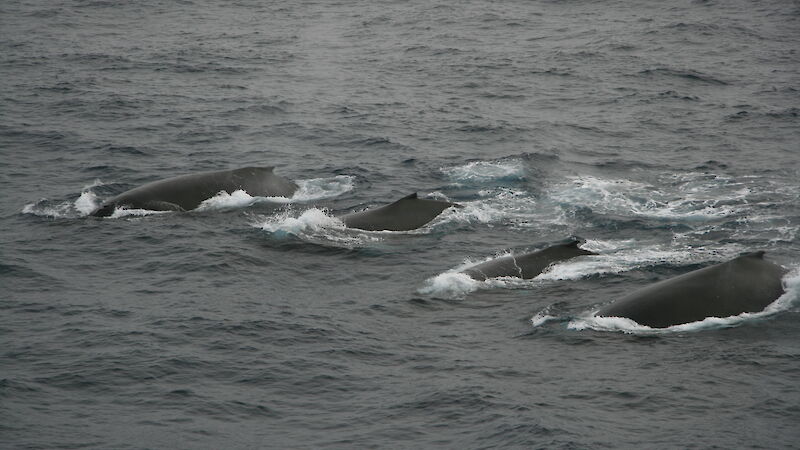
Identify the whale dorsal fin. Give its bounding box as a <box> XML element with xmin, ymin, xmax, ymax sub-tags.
<box><xmin>555</xmin><ymin>237</ymin><xmax>597</xmax><ymax>255</ymax></box>
<box><xmin>387</xmin><ymin>193</ymin><xmax>418</xmax><ymax>205</ymax></box>
<box><xmin>561</xmin><ymin>237</ymin><xmax>586</xmax><ymax>248</ymax></box>
<box><xmin>741</xmin><ymin>250</ymin><xmax>766</xmax><ymax>259</ymax></box>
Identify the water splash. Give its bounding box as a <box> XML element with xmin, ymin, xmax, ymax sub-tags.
<box><xmin>109</xmin><ymin>207</ymin><xmax>172</xmax><ymax>218</ymax></box>
<box><xmin>22</xmin><ymin>199</ymin><xmax>77</xmax><ymax>218</ymax></box>
<box><xmin>441</xmin><ymin>159</ymin><xmax>526</xmax><ymax>183</ymax></box>
<box><xmin>547</xmin><ymin>173</ymin><xmax>750</xmax><ymax>221</ymax></box>
<box><xmin>198</xmin><ymin>175</ymin><xmax>355</xmax><ymax>209</ymax></box>
<box><xmin>431</xmin><ymin>188</ymin><xmax>561</xmax><ymax>229</ymax></box>
<box><xmin>22</xmin><ymin>180</ymin><xmax>104</xmax><ymax>218</ymax></box>
<box><xmin>419</xmin><ymin>250</ymin><xmax>563</xmax><ymax>298</ymax></box>
<box><xmin>74</xmin><ymin>190</ymin><xmax>101</xmax><ymax>215</ymax></box>
<box><xmin>418</xmin><ymin>272</ymin><xmax>481</xmax><ymax>298</ymax></box>
<box><xmin>559</xmin><ymin>267</ymin><xmax>800</xmax><ymax>334</ymax></box>
<box><xmin>258</xmin><ymin>208</ymin><xmax>345</xmax><ymax>236</ymax></box>
<box><xmin>537</xmin><ymin>239</ymin><xmax>739</xmax><ymax>281</ymax></box>
<box><xmin>197</xmin><ymin>189</ymin><xmax>257</xmax><ymax>210</ymax></box>
<box><xmin>254</xmin><ymin>208</ymin><xmax>382</xmax><ymax>247</ymax></box>
<box><xmin>530</xmin><ymin>311</ymin><xmax>559</xmax><ymax>327</ymax></box>
<box><xmin>293</xmin><ymin>175</ymin><xmax>355</xmax><ymax>202</ymax></box>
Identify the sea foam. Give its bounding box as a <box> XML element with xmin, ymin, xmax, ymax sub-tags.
<box><xmin>547</xmin><ymin>173</ymin><xmax>749</xmax><ymax>221</ymax></box>
<box><xmin>560</xmin><ymin>267</ymin><xmax>800</xmax><ymax>334</ymax></box>
<box><xmin>22</xmin><ymin>180</ymin><xmax>105</xmax><ymax>218</ymax></box>
<box><xmin>441</xmin><ymin>159</ymin><xmax>526</xmax><ymax>183</ymax></box>
<box><xmin>197</xmin><ymin>175</ymin><xmax>355</xmax><ymax>210</ymax></box>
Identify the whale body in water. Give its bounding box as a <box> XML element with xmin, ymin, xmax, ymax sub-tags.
<box><xmin>90</xmin><ymin>167</ymin><xmax>298</xmax><ymax>217</ymax></box>
<box><xmin>340</xmin><ymin>193</ymin><xmax>460</xmax><ymax>231</ymax></box>
<box><xmin>595</xmin><ymin>251</ymin><xmax>787</xmax><ymax>328</ymax></box>
<box><xmin>461</xmin><ymin>239</ymin><xmax>597</xmax><ymax>280</ymax></box>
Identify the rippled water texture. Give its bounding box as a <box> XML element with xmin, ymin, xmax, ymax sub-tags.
<box><xmin>2</xmin><ymin>0</ymin><xmax>799</xmax><ymax>448</ymax></box>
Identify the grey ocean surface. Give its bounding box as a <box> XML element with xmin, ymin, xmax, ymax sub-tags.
<box><xmin>2</xmin><ymin>0</ymin><xmax>799</xmax><ymax>448</ymax></box>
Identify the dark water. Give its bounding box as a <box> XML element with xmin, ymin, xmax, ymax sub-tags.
<box><xmin>2</xmin><ymin>0</ymin><xmax>799</xmax><ymax>448</ymax></box>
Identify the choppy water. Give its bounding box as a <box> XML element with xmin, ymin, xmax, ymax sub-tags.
<box><xmin>2</xmin><ymin>0</ymin><xmax>799</xmax><ymax>448</ymax></box>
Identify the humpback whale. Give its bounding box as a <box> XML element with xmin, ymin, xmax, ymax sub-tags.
<box><xmin>596</xmin><ymin>251</ymin><xmax>787</xmax><ymax>328</ymax></box>
<box><xmin>461</xmin><ymin>239</ymin><xmax>597</xmax><ymax>280</ymax></box>
<box><xmin>340</xmin><ymin>193</ymin><xmax>460</xmax><ymax>231</ymax></box>
<box><xmin>90</xmin><ymin>167</ymin><xmax>298</xmax><ymax>217</ymax></box>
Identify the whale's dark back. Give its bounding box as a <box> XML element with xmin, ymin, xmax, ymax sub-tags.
<box><xmin>597</xmin><ymin>251</ymin><xmax>787</xmax><ymax>328</ymax></box>
<box><xmin>341</xmin><ymin>193</ymin><xmax>460</xmax><ymax>231</ymax></box>
<box><xmin>462</xmin><ymin>240</ymin><xmax>597</xmax><ymax>280</ymax></box>
<box><xmin>91</xmin><ymin>167</ymin><xmax>297</xmax><ymax>216</ymax></box>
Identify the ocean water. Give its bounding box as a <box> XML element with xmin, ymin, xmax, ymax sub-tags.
<box><xmin>2</xmin><ymin>0</ymin><xmax>799</xmax><ymax>448</ymax></box>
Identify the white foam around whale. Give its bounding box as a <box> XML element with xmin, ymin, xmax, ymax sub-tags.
<box><xmin>417</xmin><ymin>272</ymin><xmax>481</xmax><ymax>298</ymax></box>
<box><xmin>292</xmin><ymin>175</ymin><xmax>355</xmax><ymax>201</ymax></box>
<box><xmin>418</xmin><ymin>251</ymin><xmax>554</xmax><ymax>298</ymax></box>
<box><xmin>109</xmin><ymin>207</ymin><xmax>172</xmax><ymax>218</ymax></box>
<box><xmin>74</xmin><ymin>190</ymin><xmax>101</xmax><ymax>215</ymax></box>
<box><xmin>558</xmin><ymin>267</ymin><xmax>800</xmax><ymax>334</ymax></box>
<box><xmin>537</xmin><ymin>239</ymin><xmax>741</xmax><ymax>281</ymax></box>
<box><xmin>258</xmin><ymin>208</ymin><xmax>345</xmax><ymax>235</ymax></box>
<box><xmin>441</xmin><ymin>159</ymin><xmax>526</xmax><ymax>183</ymax></box>
<box><xmin>19</xmin><ymin>174</ymin><xmax>357</xmax><ymax>218</ymax></box>
<box><xmin>254</xmin><ymin>208</ymin><xmax>383</xmax><ymax>247</ymax></box>
<box><xmin>430</xmin><ymin>188</ymin><xmax>566</xmax><ymax>229</ymax></box>
<box><xmin>196</xmin><ymin>189</ymin><xmax>257</xmax><ymax>210</ymax></box>
<box><xmin>198</xmin><ymin>175</ymin><xmax>356</xmax><ymax>210</ymax></box>
<box><xmin>22</xmin><ymin>180</ymin><xmax>105</xmax><ymax>218</ymax></box>
<box><xmin>420</xmin><ymin>239</ymin><xmax>748</xmax><ymax>299</ymax></box>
